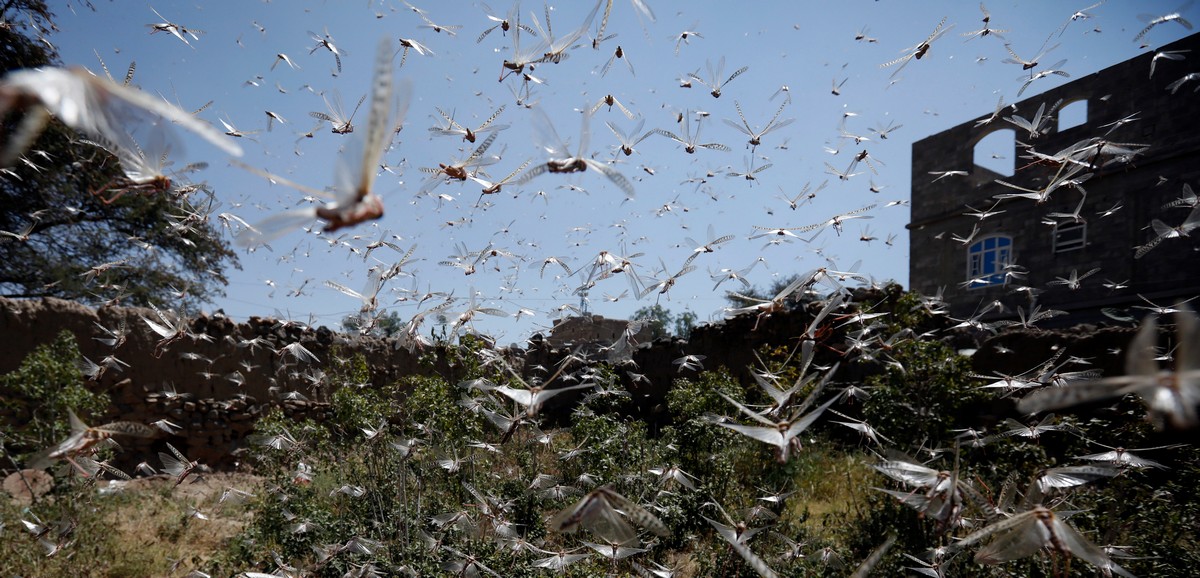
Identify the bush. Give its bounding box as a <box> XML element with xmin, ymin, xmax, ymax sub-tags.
<box><xmin>861</xmin><ymin>338</ymin><xmax>985</xmax><ymax>450</ymax></box>
<box><xmin>0</xmin><ymin>330</ymin><xmax>110</xmax><ymax>459</ymax></box>
<box><xmin>324</xmin><ymin>349</ymin><xmax>400</xmax><ymax>439</ymax></box>
<box><xmin>660</xmin><ymin>369</ymin><xmax>745</xmax><ymax>486</ymax></box>
<box><xmin>399</xmin><ymin>374</ymin><xmax>484</xmax><ymax>443</ymax></box>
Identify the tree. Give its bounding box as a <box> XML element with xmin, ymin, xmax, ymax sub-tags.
<box><xmin>342</xmin><ymin>309</ymin><xmax>404</xmax><ymax>337</ymax></box>
<box><xmin>0</xmin><ymin>1</ymin><xmax>239</xmax><ymax>310</ymax></box>
<box><xmin>632</xmin><ymin>304</ymin><xmax>672</xmax><ymax>340</ymax></box>
<box><xmin>724</xmin><ymin>273</ymin><xmax>804</xmax><ymax>309</ymax></box>
<box><xmin>632</xmin><ymin>304</ymin><xmax>697</xmax><ymax>340</ymax></box>
<box><xmin>673</xmin><ymin>309</ymin><xmax>698</xmax><ymax>339</ymax></box>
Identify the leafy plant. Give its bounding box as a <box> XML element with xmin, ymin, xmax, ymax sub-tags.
<box><xmin>399</xmin><ymin>374</ymin><xmax>484</xmax><ymax>443</ymax></box>
<box><xmin>631</xmin><ymin>304</ymin><xmax>697</xmax><ymax>339</ymax></box>
<box><xmin>0</xmin><ymin>330</ymin><xmax>110</xmax><ymax>458</ymax></box>
<box><xmin>861</xmin><ymin>338</ymin><xmax>985</xmax><ymax>450</ymax></box>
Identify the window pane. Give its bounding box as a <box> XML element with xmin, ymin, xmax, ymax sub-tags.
<box><xmin>965</xmin><ymin>235</ymin><xmax>1013</xmax><ymax>288</ymax></box>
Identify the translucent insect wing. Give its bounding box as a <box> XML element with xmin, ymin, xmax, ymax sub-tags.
<box><xmin>88</xmin><ymin>68</ymin><xmax>242</xmax><ymax>157</ymax></box>
<box><xmin>1177</xmin><ymin>304</ymin><xmax>1199</xmax><ymax>373</ymax></box>
<box><xmin>719</xmin><ymin>422</ymin><xmax>783</xmax><ymax>448</ymax></box>
<box><xmin>335</xmin><ymin>40</ymin><xmax>408</xmax><ymax>202</ymax></box>
<box><xmin>786</xmin><ymin>394</ymin><xmax>839</xmax><ymax>439</ymax></box>
<box><xmin>603</xmin><ymin>488</ymin><xmax>669</xmax><ymax>537</ymax></box>
<box><xmin>1052</xmin><ymin>515</ymin><xmax>1137</xmax><ymax>578</ymax></box>
<box><xmin>159</xmin><ymin>451</ymin><xmax>188</xmax><ymax>477</ymax></box>
<box><xmin>117</xmin><ymin>121</ymin><xmax>171</xmax><ymax>183</ymax></box>
<box><xmin>550</xmin><ymin>490</ymin><xmax>637</xmax><ymax>544</ymax></box>
<box><xmin>530</xmin><ymin>106</ymin><xmax>571</xmax><ymax>158</ymax></box>
<box><xmin>973</xmin><ymin>516</ymin><xmax>1048</xmax><ymax>564</ymax></box>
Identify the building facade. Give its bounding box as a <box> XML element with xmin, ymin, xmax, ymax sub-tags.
<box><xmin>909</xmin><ymin>33</ymin><xmax>1200</xmax><ymax>324</ymax></box>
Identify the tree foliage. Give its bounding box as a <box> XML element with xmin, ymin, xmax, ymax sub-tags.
<box><xmin>0</xmin><ymin>0</ymin><xmax>239</xmax><ymax>310</ymax></box>
<box><xmin>631</xmin><ymin>304</ymin><xmax>697</xmax><ymax>339</ymax></box>
<box><xmin>632</xmin><ymin>304</ymin><xmax>671</xmax><ymax>339</ymax></box>
<box><xmin>341</xmin><ymin>309</ymin><xmax>404</xmax><ymax>337</ymax></box>
<box><xmin>0</xmin><ymin>330</ymin><xmax>109</xmax><ymax>457</ymax></box>
<box><xmin>672</xmin><ymin>309</ymin><xmax>697</xmax><ymax>339</ymax></box>
<box><xmin>724</xmin><ymin>273</ymin><xmax>804</xmax><ymax>308</ymax></box>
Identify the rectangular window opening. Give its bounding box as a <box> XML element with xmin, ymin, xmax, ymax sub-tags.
<box><xmin>1053</xmin><ymin>222</ymin><xmax>1086</xmax><ymax>253</ymax></box>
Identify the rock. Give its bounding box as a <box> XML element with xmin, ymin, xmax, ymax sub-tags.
<box><xmin>3</xmin><ymin>469</ymin><xmax>53</xmax><ymax>504</ymax></box>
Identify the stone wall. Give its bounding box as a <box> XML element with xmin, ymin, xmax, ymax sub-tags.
<box><xmin>0</xmin><ymin>297</ymin><xmax>434</xmax><ymax>402</ymax></box>
<box><xmin>107</xmin><ymin>379</ymin><xmax>333</xmax><ymax>470</ymax></box>
<box><xmin>546</xmin><ymin>314</ymin><xmax>654</xmax><ymax>348</ymax></box>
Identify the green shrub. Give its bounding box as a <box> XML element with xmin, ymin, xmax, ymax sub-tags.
<box><xmin>0</xmin><ymin>330</ymin><xmax>109</xmax><ymax>458</ymax></box>
<box><xmin>861</xmin><ymin>338</ymin><xmax>984</xmax><ymax>449</ymax></box>
<box><xmin>660</xmin><ymin>369</ymin><xmax>745</xmax><ymax>490</ymax></box>
<box><xmin>399</xmin><ymin>374</ymin><xmax>484</xmax><ymax>443</ymax></box>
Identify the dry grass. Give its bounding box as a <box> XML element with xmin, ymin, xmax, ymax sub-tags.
<box><xmin>0</xmin><ymin>472</ymin><xmax>259</xmax><ymax>578</ymax></box>
<box><xmin>786</xmin><ymin>449</ymin><xmax>880</xmax><ymax>548</ymax></box>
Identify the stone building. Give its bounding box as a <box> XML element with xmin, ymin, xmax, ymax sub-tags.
<box><xmin>908</xmin><ymin>32</ymin><xmax>1200</xmax><ymax>324</ymax></box>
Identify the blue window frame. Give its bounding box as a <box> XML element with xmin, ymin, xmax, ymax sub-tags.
<box><xmin>966</xmin><ymin>235</ymin><xmax>1012</xmax><ymax>287</ymax></box>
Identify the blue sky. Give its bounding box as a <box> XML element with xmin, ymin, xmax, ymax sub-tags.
<box><xmin>47</xmin><ymin>0</ymin><xmax>1197</xmax><ymax>343</ymax></box>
